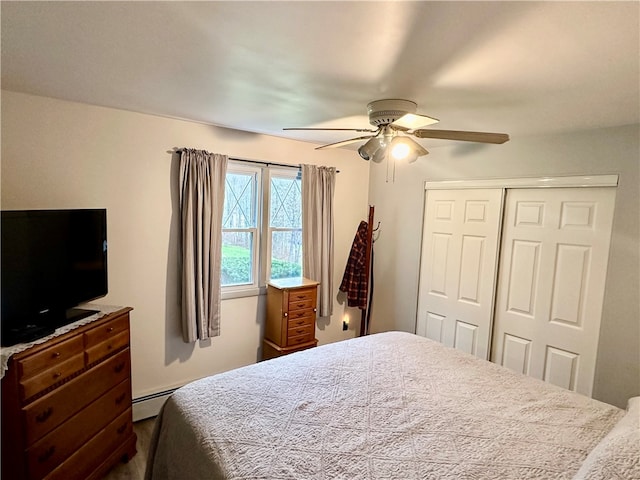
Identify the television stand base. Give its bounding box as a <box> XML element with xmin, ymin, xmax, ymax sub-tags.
<box><xmin>58</xmin><ymin>307</ymin><xmax>99</xmax><ymax>327</ymax></box>
<box><xmin>1</xmin><ymin>324</ymin><xmax>55</xmax><ymax>347</ymax></box>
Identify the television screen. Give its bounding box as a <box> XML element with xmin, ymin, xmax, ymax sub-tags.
<box><xmin>1</xmin><ymin>209</ymin><xmax>108</xmax><ymax>347</ymax></box>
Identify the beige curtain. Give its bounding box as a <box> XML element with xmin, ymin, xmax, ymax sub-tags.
<box><xmin>301</xmin><ymin>164</ymin><xmax>336</xmax><ymax>317</ymax></box>
<box><xmin>179</xmin><ymin>149</ymin><xmax>228</xmax><ymax>342</ymax></box>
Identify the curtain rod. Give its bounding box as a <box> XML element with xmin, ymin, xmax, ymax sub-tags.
<box><xmin>175</xmin><ymin>150</ymin><xmax>339</xmax><ymax>173</ymax></box>
<box><xmin>231</xmin><ymin>157</ymin><xmax>340</xmax><ymax>173</ymax></box>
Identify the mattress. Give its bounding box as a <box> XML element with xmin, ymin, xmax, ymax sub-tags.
<box><xmin>145</xmin><ymin>331</ymin><xmax>634</xmax><ymax>480</ymax></box>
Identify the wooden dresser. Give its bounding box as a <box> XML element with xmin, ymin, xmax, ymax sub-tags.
<box><xmin>263</xmin><ymin>278</ymin><xmax>319</xmax><ymax>360</ymax></box>
<box><xmin>1</xmin><ymin>307</ymin><xmax>137</xmax><ymax>480</ymax></box>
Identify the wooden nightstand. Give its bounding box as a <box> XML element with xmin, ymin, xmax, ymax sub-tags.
<box><xmin>263</xmin><ymin>278</ymin><xmax>319</xmax><ymax>360</ymax></box>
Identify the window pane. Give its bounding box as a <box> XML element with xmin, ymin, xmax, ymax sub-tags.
<box><xmin>223</xmin><ymin>172</ymin><xmax>256</xmax><ymax>229</ymax></box>
<box><xmin>221</xmin><ymin>231</ymin><xmax>253</xmax><ymax>286</ymax></box>
<box><xmin>270</xmin><ymin>176</ymin><xmax>301</xmax><ymax>228</ymax></box>
<box><xmin>270</xmin><ymin>230</ymin><xmax>302</xmax><ymax>280</ymax></box>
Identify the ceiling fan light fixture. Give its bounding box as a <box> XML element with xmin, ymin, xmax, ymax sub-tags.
<box><xmin>389</xmin><ymin>136</ymin><xmax>428</xmax><ymax>162</ymax></box>
<box><xmin>391</xmin><ymin>141</ymin><xmax>411</xmax><ymax>160</ymax></box>
<box><xmin>358</xmin><ymin>137</ymin><xmax>382</xmax><ymax>161</ymax></box>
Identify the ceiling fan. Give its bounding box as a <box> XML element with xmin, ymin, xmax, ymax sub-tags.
<box><xmin>284</xmin><ymin>99</ymin><xmax>510</xmax><ymax>163</ymax></box>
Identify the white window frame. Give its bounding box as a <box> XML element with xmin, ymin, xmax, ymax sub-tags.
<box><xmin>221</xmin><ymin>162</ymin><xmax>262</xmax><ymax>299</ymax></box>
<box><xmin>263</xmin><ymin>167</ymin><xmax>303</xmax><ymax>282</ymax></box>
<box><xmin>221</xmin><ymin>161</ymin><xmax>301</xmax><ymax>300</ymax></box>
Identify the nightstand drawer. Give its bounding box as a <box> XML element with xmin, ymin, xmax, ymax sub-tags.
<box><xmin>17</xmin><ymin>337</ymin><xmax>84</xmax><ymax>380</ymax></box>
<box><xmin>287</xmin><ymin>331</ymin><xmax>314</xmax><ymax>347</ymax></box>
<box><xmin>288</xmin><ymin>298</ymin><xmax>315</xmax><ymax>311</ymax></box>
<box><xmin>19</xmin><ymin>354</ymin><xmax>85</xmax><ymax>402</ymax></box>
<box><xmin>288</xmin><ymin>307</ymin><xmax>316</xmax><ymax>321</ymax></box>
<box><xmin>287</xmin><ymin>323</ymin><xmax>314</xmax><ymax>339</ymax></box>
<box><xmin>288</xmin><ymin>288</ymin><xmax>316</xmax><ymax>303</ymax></box>
<box><xmin>287</xmin><ymin>315</ymin><xmax>314</xmax><ymax>330</ymax></box>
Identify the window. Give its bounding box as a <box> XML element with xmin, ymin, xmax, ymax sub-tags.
<box><xmin>221</xmin><ymin>161</ymin><xmax>302</xmax><ymax>297</ymax></box>
<box><xmin>221</xmin><ymin>164</ymin><xmax>260</xmax><ymax>289</ymax></box>
<box><xmin>268</xmin><ymin>170</ymin><xmax>302</xmax><ymax>280</ymax></box>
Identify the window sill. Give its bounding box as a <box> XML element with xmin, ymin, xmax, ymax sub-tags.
<box><xmin>221</xmin><ymin>285</ymin><xmax>267</xmax><ymax>300</ymax></box>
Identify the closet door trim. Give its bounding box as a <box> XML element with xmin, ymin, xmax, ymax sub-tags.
<box><xmin>425</xmin><ymin>175</ymin><xmax>618</xmax><ymax>190</ymax></box>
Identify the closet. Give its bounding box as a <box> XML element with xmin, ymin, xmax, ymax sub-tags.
<box><xmin>416</xmin><ymin>176</ymin><xmax>617</xmax><ymax>396</ymax></box>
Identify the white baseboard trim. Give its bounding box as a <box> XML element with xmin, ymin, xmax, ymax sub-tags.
<box><xmin>132</xmin><ymin>388</ymin><xmax>178</xmax><ymax>422</ymax></box>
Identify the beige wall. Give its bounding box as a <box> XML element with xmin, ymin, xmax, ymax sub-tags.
<box><xmin>368</xmin><ymin>124</ymin><xmax>640</xmax><ymax>409</ymax></box>
<box><xmin>1</xmin><ymin>91</ymin><xmax>370</xmax><ymax>398</ymax></box>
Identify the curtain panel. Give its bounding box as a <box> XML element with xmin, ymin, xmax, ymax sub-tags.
<box><xmin>301</xmin><ymin>164</ymin><xmax>336</xmax><ymax>317</ymax></box>
<box><xmin>179</xmin><ymin>149</ymin><xmax>228</xmax><ymax>342</ymax></box>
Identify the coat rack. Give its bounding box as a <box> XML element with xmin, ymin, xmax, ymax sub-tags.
<box><xmin>360</xmin><ymin>205</ymin><xmax>377</xmax><ymax>337</ymax></box>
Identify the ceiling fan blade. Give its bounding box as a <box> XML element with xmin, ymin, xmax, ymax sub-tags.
<box><xmin>283</xmin><ymin>127</ymin><xmax>377</xmax><ymax>133</ymax></box>
<box><xmin>315</xmin><ymin>135</ymin><xmax>377</xmax><ymax>150</ymax></box>
<box><xmin>391</xmin><ymin>113</ymin><xmax>439</xmax><ymax>130</ymax></box>
<box><xmin>413</xmin><ymin>129</ymin><xmax>510</xmax><ymax>144</ymax></box>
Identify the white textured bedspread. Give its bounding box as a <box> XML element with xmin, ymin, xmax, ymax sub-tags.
<box><xmin>145</xmin><ymin>332</ymin><xmax>625</xmax><ymax>480</ymax></box>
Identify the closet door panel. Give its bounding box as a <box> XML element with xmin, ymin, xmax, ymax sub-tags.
<box><xmin>416</xmin><ymin>189</ymin><xmax>503</xmax><ymax>360</ymax></box>
<box><xmin>491</xmin><ymin>187</ymin><xmax>616</xmax><ymax>396</ymax></box>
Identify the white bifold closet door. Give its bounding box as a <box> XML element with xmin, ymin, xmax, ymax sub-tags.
<box><xmin>416</xmin><ymin>189</ymin><xmax>504</xmax><ymax>360</ymax></box>
<box><xmin>416</xmin><ymin>184</ymin><xmax>616</xmax><ymax>396</ymax></box>
<box><xmin>491</xmin><ymin>187</ymin><xmax>616</xmax><ymax>396</ymax></box>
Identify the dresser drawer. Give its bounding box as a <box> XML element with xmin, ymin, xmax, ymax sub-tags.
<box><xmin>44</xmin><ymin>409</ymin><xmax>134</xmax><ymax>480</ymax></box>
<box><xmin>287</xmin><ymin>307</ymin><xmax>316</xmax><ymax>322</ymax></box>
<box><xmin>26</xmin><ymin>380</ymin><xmax>131</xmax><ymax>480</ymax></box>
<box><xmin>288</xmin><ymin>313</ymin><xmax>314</xmax><ymax>329</ymax></box>
<box><xmin>287</xmin><ymin>331</ymin><xmax>314</xmax><ymax>347</ymax></box>
<box><xmin>84</xmin><ymin>315</ymin><xmax>129</xmax><ymax>350</ymax></box>
<box><xmin>17</xmin><ymin>337</ymin><xmax>84</xmax><ymax>380</ymax></box>
<box><xmin>288</xmin><ymin>287</ymin><xmax>316</xmax><ymax>303</ymax></box>
<box><xmin>23</xmin><ymin>350</ymin><xmax>131</xmax><ymax>446</ymax></box>
<box><xmin>287</xmin><ymin>322</ymin><xmax>314</xmax><ymax>339</ymax></box>
<box><xmin>85</xmin><ymin>330</ymin><xmax>129</xmax><ymax>365</ymax></box>
<box><xmin>20</xmin><ymin>354</ymin><xmax>85</xmax><ymax>402</ymax></box>
<box><xmin>288</xmin><ymin>298</ymin><xmax>315</xmax><ymax>312</ymax></box>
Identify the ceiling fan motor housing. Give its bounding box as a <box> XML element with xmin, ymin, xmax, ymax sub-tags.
<box><xmin>367</xmin><ymin>99</ymin><xmax>417</xmax><ymax>127</ymax></box>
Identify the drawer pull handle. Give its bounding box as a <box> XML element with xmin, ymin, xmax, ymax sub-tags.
<box><xmin>107</xmin><ymin>327</ymin><xmax>114</xmax><ymax>333</ymax></box>
<box><xmin>114</xmin><ymin>363</ymin><xmax>125</xmax><ymax>373</ymax></box>
<box><xmin>296</xmin><ymin>303</ymin><xmax>305</xmax><ymax>308</ymax></box>
<box><xmin>117</xmin><ymin>423</ymin><xmax>127</xmax><ymax>435</ymax></box>
<box><xmin>36</xmin><ymin>407</ymin><xmax>54</xmax><ymax>423</ymax></box>
<box><xmin>52</xmin><ymin>372</ymin><xmax>62</xmax><ymax>379</ymax></box>
<box><xmin>295</xmin><ymin>320</ymin><xmax>305</xmax><ymax>326</ymax></box>
<box><xmin>296</xmin><ymin>295</ymin><xmax>306</xmax><ymax>299</ymax></box>
<box><xmin>295</xmin><ymin>312</ymin><xmax>305</xmax><ymax>318</ymax></box>
<box><xmin>296</xmin><ymin>329</ymin><xmax>305</xmax><ymax>334</ymax></box>
<box><xmin>115</xmin><ymin>393</ymin><xmax>126</xmax><ymax>405</ymax></box>
<box><xmin>52</xmin><ymin>352</ymin><xmax>61</xmax><ymax>359</ymax></box>
<box><xmin>38</xmin><ymin>445</ymin><xmax>55</xmax><ymax>463</ymax></box>
<box><xmin>107</xmin><ymin>344</ymin><xmax>113</xmax><ymax>350</ymax></box>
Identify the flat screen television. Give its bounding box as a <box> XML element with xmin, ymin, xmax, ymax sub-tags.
<box><xmin>1</xmin><ymin>209</ymin><xmax>108</xmax><ymax>347</ymax></box>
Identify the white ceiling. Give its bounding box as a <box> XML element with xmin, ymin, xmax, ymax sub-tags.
<box><xmin>2</xmin><ymin>1</ymin><xmax>639</xmax><ymax>150</ymax></box>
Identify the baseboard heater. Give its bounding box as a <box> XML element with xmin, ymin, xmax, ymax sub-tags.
<box><xmin>132</xmin><ymin>388</ymin><xmax>179</xmax><ymax>422</ymax></box>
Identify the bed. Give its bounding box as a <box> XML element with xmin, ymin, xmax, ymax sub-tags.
<box><xmin>145</xmin><ymin>332</ymin><xmax>639</xmax><ymax>479</ymax></box>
